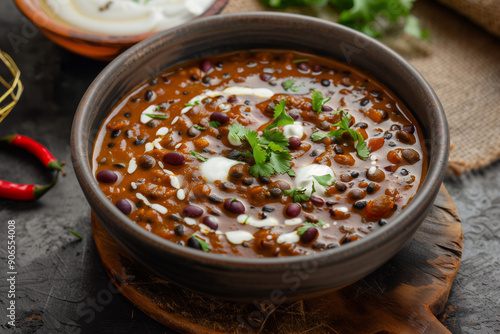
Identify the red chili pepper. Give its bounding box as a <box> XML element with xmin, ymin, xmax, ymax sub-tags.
<box><xmin>0</xmin><ymin>176</ymin><xmax>58</xmax><ymax>201</ymax></box>
<box><xmin>0</xmin><ymin>134</ymin><xmax>65</xmax><ymax>174</ymax></box>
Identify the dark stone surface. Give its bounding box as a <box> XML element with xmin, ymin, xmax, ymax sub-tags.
<box><xmin>0</xmin><ymin>1</ymin><xmax>498</xmax><ymax>333</ymax></box>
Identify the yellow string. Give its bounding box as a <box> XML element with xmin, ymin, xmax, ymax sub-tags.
<box><xmin>0</xmin><ymin>50</ymin><xmax>23</xmax><ymax>123</ymax></box>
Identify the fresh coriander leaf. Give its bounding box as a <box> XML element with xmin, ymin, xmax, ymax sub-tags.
<box><xmin>311</xmin><ymin>90</ymin><xmax>331</xmax><ymax>113</ymax></box>
<box><xmin>287</xmin><ymin>169</ymin><xmax>295</xmax><ymax>177</ymax></box>
<box><xmin>249</xmin><ymin>162</ymin><xmax>275</xmax><ymax>178</ymax></box>
<box><xmin>269</xmin><ymin>151</ymin><xmax>292</xmax><ymax>174</ymax></box>
<box><xmin>266</xmin><ymin>99</ymin><xmax>295</xmax><ymax>130</ymax></box>
<box><xmin>328</xmin><ymin>128</ymin><xmax>344</xmax><ymax>140</ymax></box>
<box><xmin>246</xmin><ymin>131</ymin><xmax>267</xmax><ymax>164</ymax></box>
<box><xmin>268</xmin><ymin>142</ymin><xmax>284</xmax><ymax>152</ymax></box>
<box><xmin>145</xmin><ymin>113</ymin><xmax>169</xmax><ymax>119</ymax></box>
<box><xmin>189</xmin><ymin>234</ymin><xmax>210</xmax><ymax>252</ymax></box>
<box><xmin>193</xmin><ymin>124</ymin><xmax>206</xmax><ymax>131</ymax></box>
<box><xmin>355</xmin><ymin>133</ymin><xmax>370</xmax><ymax>160</ymax></box>
<box><xmin>69</xmin><ymin>229</ymin><xmax>82</xmax><ymax>240</ymax></box>
<box><xmin>404</xmin><ymin>14</ymin><xmax>430</xmax><ymax>40</ymax></box>
<box><xmin>261</xmin><ymin>129</ymin><xmax>289</xmax><ymax>149</ymax></box>
<box><xmin>154</xmin><ymin>105</ymin><xmax>161</xmax><ymax>111</ymax></box>
<box><xmin>313</xmin><ymin>174</ymin><xmax>335</xmax><ymax>186</ymax></box>
<box><xmin>209</xmin><ymin>121</ymin><xmax>221</xmax><ymax>128</ymax></box>
<box><xmin>184</xmin><ymin>100</ymin><xmax>200</xmax><ymax>107</ymax></box>
<box><xmin>282</xmin><ymin>79</ymin><xmax>295</xmax><ymax>90</ymax></box>
<box><xmin>243</xmin><ymin>215</ymin><xmax>251</xmax><ymax>224</ymax></box>
<box><xmin>284</xmin><ymin>187</ymin><xmax>310</xmax><ymax>203</ymax></box>
<box><xmin>311</xmin><ymin>131</ymin><xmax>328</xmax><ymax>142</ymax></box>
<box><xmin>311</xmin><ymin>181</ymin><xmax>316</xmax><ymax>197</ymax></box>
<box><xmin>189</xmin><ymin>151</ymin><xmax>207</xmax><ymax>162</ymax></box>
<box><xmin>292</xmin><ymin>59</ymin><xmax>310</xmax><ymax>63</ymax></box>
<box><xmin>297</xmin><ymin>226</ymin><xmax>309</xmax><ymax>236</ymax></box>
<box><xmin>228</xmin><ymin>122</ymin><xmax>249</xmax><ymax>140</ymax></box>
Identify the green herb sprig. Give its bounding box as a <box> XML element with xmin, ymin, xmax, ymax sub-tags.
<box><xmin>311</xmin><ymin>90</ymin><xmax>331</xmax><ymax>113</ymax></box>
<box><xmin>189</xmin><ymin>151</ymin><xmax>207</xmax><ymax>162</ymax></box>
<box><xmin>189</xmin><ymin>234</ymin><xmax>210</xmax><ymax>252</ymax></box>
<box><xmin>297</xmin><ymin>220</ymin><xmax>326</xmax><ymax>236</ymax></box>
<box><xmin>310</xmin><ymin>110</ymin><xmax>370</xmax><ymax>160</ymax></box>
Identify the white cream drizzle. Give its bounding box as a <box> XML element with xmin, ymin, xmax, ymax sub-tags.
<box><xmin>237</xmin><ymin>214</ymin><xmax>279</xmax><ymax>228</ymax></box>
<box><xmin>225</xmin><ymin>231</ymin><xmax>254</xmax><ymax>245</ymax></box>
<box><xmin>277</xmin><ymin>231</ymin><xmax>300</xmax><ymax>244</ymax></box>
<box><xmin>136</xmin><ymin>192</ymin><xmax>168</xmax><ymax>214</ymax></box>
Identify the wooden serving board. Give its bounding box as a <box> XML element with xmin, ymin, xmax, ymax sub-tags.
<box><xmin>92</xmin><ymin>185</ymin><xmax>463</xmax><ymax>334</ymax></box>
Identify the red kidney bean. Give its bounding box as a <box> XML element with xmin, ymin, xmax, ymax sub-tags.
<box><xmin>116</xmin><ymin>199</ymin><xmax>132</xmax><ymax>214</ymax></box>
<box><xmin>260</xmin><ymin>73</ymin><xmax>272</xmax><ymax>81</ymax></box>
<box><xmin>203</xmin><ymin>216</ymin><xmax>219</xmax><ymax>230</ymax></box>
<box><xmin>322</xmin><ymin>105</ymin><xmax>333</xmax><ymax>112</ymax></box>
<box><xmin>285</xmin><ymin>203</ymin><xmax>301</xmax><ymax>217</ymax></box>
<box><xmin>96</xmin><ymin>170</ymin><xmax>117</xmax><ymax>183</ymax></box>
<box><xmin>183</xmin><ymin>205</ymin><xmax>204</xmax><ymax>217</ymax></box>
<box><xmin>163</xmin><ymin>152</ymin><xmax>185</xmax><ymax>166</ymax></box>
<box><xmin>288</xmin><ymin>109</ymin><xmax>300</xmax><ymax>120</ymax></box>
<box><xmin>403</xmin><ymin>125</ymin><xmax>415</xmax><ymax>134</ymax></box>
<box><xmin>300</xmin><ymin>227</ymin><xmax>318</xmax><ymax>243</ymax></box>
<box><xmin>210</xmin><ymin>112</ymin><xmax>229</xmax><ymax>125</ymax></box>
<box><xmin>312</xmin><ymin>64</ymin><xmax>322</xmax><ymax>72</ymax></box>
<box><xmin>200</xmin><ymin>59</ymin><xmax>212</xmax><ymax>73</ymax></box>
<box><xmin>384</xmin><ymin>165</ymin><xmax>394</xmax><ymax>172</ymax></box>
<box><xmin>297</xmin><ymin>62</ymin><xmax>309</xmax><ymax>71</ymax></box>
<box><xmin>224</xmin><ymin>199</ymin><xmax>245</xmax><ymax>214</ymax></box>
<box><xmin>288</xmin><ymin>137</ymin><xmax>301</xmax><ymax>149</ymax></box>
<box><xmin>310</xmin><ymin>196</ymin><xmax>325</xmax><ymax>206</ymax></box>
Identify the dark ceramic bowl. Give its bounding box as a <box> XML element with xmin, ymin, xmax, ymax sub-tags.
<box><xmin>71</xmin><ymin>12</ymin><xmax>449</xmax><ymax>301</ymax></box>
<box><xmin>14</xmin><ymin>0</ymin><xmax>228</xmax><ymax>61</ymax></box>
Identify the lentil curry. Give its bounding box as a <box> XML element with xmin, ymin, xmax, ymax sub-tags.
<box><xmin>93</xmin><ymin>50</ymin><xmax>427</xmax><ymax>257</ymax></box>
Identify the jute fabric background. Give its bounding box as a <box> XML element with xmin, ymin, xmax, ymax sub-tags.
<box><xmin>221</xmin><ymin>0</ymin><xmax>500</xmax><ymax>174</ymax></box>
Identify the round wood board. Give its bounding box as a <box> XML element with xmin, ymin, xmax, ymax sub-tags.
<box><xmin>92</xmin><ymin>185</ymin><xmax>463</xmax><ymax>334</ymax></box>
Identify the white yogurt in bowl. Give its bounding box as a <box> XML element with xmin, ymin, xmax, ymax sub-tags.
<box><xmin>42</xmin><ymin>0</ymin><xmax>216</xmax><ymax>35</ymax></box>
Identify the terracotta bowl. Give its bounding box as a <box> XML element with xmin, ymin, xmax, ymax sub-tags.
<box><xmin>13</xmin><ymin>0</ymin><xmax>229</xmax><ymax>61</ymax></box>
<box><xmin>71</xmin><ymin>13</ymin><xmax>449</xmax><ymax>301</ymax></box>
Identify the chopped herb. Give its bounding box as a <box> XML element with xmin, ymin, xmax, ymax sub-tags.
<box><xmin>227</xmin><ymin>101</ymin><xmax>295</xmax><ymax>178</ymax></box>
<box><xmin>145</xmin><ymin>113</ymin><xmax>169</xmax><ymax>119</ymax></box>
<box><xmin>189</xmin><ymin>151</ymin><xmax>207</xmax><ymax>162</ymax></box>
<box><xmin>189</xmin><ymin>234</ymin><xmax>210</xmax><ymax>252</ymax></box>
<box><xmin>325</xmin><ymin>110</ymin><xmax>370</xmax><ymax>160</ymax></box>
<box><xmin>284</xmin><ymin>187</ymin><xmax>310</xmax><ymax>203</ymax></box>
<box><xmin>311</xmin><ymin>90</ymin><xmax>331</xmax><ymax>113</ymax></box>
<box><xmin>243</xmin><ymin>214</ymin><xmax>251</xmax><ymax>224</ymax></box>
<box><xmin>184</xmin><ymin>100</ymin><xmax>200</xmax><ymax>107</ymax></box>
<box><xmin>209</xmin><ymin>121</ymin><xmax>221</xmax><ymax>128</ymax></box>
<box><xmin>154</xmin><ymin>105</ymin><xmax>161</xmax><ymax>111</ymax></box>
<box><xmin>282</xmin><ymin>79</ymin><xmax>295</xmax><ymax>90</ymax></box>
<box><xmin>297</xmin><ymin>220</ymin><xmax>326</xmax><ymax>236</ymax></box>
<box><xmin>311</xmin><ymin>131</ymin><xmax>328</xmax><ymax>142</ymax></box>
<box><xmin>313</xmin><ymin>174</ymin><xmax>335</xmax><ymax>187</ymax></box>
<box><xmin>292</xmin><ymin>59</ymin><xmax>309</xmax><ymax>63</ymax></box>
<box><xmin>265</xmin><ymin>99</ymin><xmax>294</xmax><ymax>131</ymax></box>
<box><xmin>193</xmin><ymin>124</ymin><xmax>206</xmax><ymax>131</ymax></box>
<box><xmin>69</xmin><ymin>229</ymin><xmax>82</xmax><ymax>240</ymax></box>
<box><xmin>259</xmin><ymin>0</ymin><xmax>428</xmax><ymax>40</ymax></box>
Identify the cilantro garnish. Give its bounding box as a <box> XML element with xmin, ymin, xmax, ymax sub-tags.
<box><xmin>297</xmin><ymin>220</ymin><xmax>326</xmax><ymax>236</ymax></box>
<box><xmin>145</xmin><ymin>113</ymin><xmax>169</xmax><ymax>119</ymax></box>
<box><xmin>189</xmin><ymin>151</ymin><xmax>207</xmax><ymax>162</ymax></box>
<box><xmin>292</xmin><ymin>59</ymin><xmax>309</xmax><ymax>63</ymax></box>
<box><xmin>282</xmin><ymin>79</ymin><xmax>295</xmax><ymax>90</ymax></box>
<box><xmin>227</xmin><ymin>100</ymin><xmax>295</xmax><ymax>178</ymax></box>
<box><xmin>311</xmin><ymin>90</ymin><xmax>331</xmax><ymax>113</ymax></box>
<box><xmin>184</xmin><ymin>101</ymin><xmax>200</xmax><ymax>107</ymax></box>
<box><xmin>259</xmin><ymin>0</ymin><xmax>429</xmax><ymax>40</ymax></box>
<box><xmin>311</xmin><ymin>131</ymin><xmax>328</xmax><ymax>142</ymax></box>
<box><xmin>209</xmin><ymin>121</ymin><xmax>221</xmax><ymax>128</ymax></box>
<box><xmin>68</xmin><ymin>229</ymin><xmax>82</xmax><ymax>240</ymax></box>
<box><xmin>242</xmin><ymin>215</ymin><xmax>251</xmax><ymax>224</ymax></box>
<box><xmin>284</xmin><ymin>187</ymin><xmax>310</xmax><ymax>203</ymax></box>
<box><xmin>265</xmin><ymin>99</ymin><xmax>295</xmax><ymax>131</ymax></box>
<box><xmin>312</xmin><ymin>110</ymin><xmax>370</xmax><ymax>160</ymax></box>
<box><xmin>189</xmin><ymin>234</ymin><xmax>210</xmax><ymax>252</ymax></box>
<box><xmin>312</xmin><ymin>174</ymin><xmax>335</xmax><ymax>187</ymax></box>
<box><xmin>193</xmin><ymin>124</ymin><xmax>206</xmax><ymax>131</ymax></box>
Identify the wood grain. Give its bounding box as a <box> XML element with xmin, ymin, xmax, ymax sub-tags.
<box><xmin>92</xmin><ymin>185</ymin><xmax>463</xmax><ymax>334</ymax></box>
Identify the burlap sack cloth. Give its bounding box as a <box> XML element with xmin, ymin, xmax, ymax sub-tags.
<box><xmin>221</xmin><ymin>0</ymin><xmax>500</xmax><ymax>175</ymax></box>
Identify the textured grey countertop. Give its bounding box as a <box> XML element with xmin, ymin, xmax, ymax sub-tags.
<box><xmin>0</xmin><ymin>1</ymin><xmax>499</xmax><ymax>332</ymax></box>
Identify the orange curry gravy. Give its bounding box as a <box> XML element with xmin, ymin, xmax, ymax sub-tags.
<box><xmin>93</xmin><ymin>50</ymin><xmax>427</xmax><ymax>258</ymax></box>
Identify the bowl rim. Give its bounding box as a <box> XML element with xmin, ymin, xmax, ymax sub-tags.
<box><xmin>13</xmin><ymin>0</ymin><xmax>229</xmax><ymax>44</ymax></box>
<box><xmin>72</xmin><ymin>12</ymin><xmax>449</xmax><ymax>269</ymax></box>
